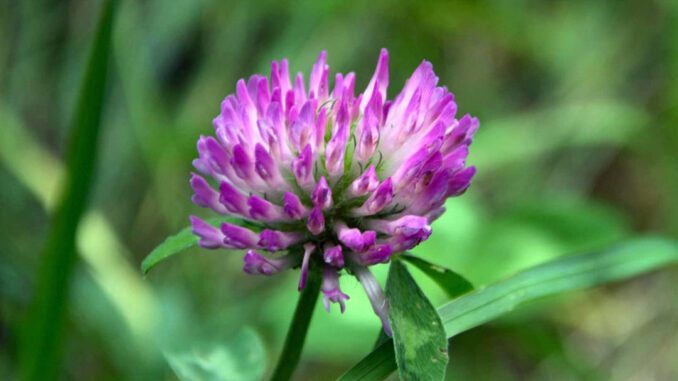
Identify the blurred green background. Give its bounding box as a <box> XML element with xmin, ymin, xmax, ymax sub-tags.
<box><xmin>1</xmin><ymin>0</ymin><xmax>677</xmax><ymax>380</ymax></box>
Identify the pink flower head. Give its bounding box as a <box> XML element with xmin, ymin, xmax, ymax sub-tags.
<box><xmin>190</xmin><ymin>49</ymin><xmax>478</xmax><ymax>335</ymax></box>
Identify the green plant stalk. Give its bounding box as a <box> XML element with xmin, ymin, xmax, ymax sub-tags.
<box><xmin>18</xmin><ymin>1</ymin><xmax>118</xmax><ymax>380</ymax></box>
<box><xmin>270</xmin><ymin>266</ymin><xmax>322</xmax><ymax>381</ymax></box>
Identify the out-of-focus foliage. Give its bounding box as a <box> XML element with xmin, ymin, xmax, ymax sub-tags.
<box><xmin>165</xmin><ymin>327</ymin><xmax>266</xmax><ymax>381</ymax></box>
<box><xmin>1</xmin><ymin>0</ymin><xmax>677</xmax><ymax>380</ymax></box>
<box><xmin>18</xmin><ymin>1</ymin><xmax>117</xmax><ymax>380</ymax></box>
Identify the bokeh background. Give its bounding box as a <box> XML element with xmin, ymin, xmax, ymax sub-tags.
<box><xmin>1</xmin><ymin>0</ymin><xmax>677</xmax><ymax>380</ymax></box>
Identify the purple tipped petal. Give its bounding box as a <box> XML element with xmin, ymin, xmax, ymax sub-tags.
<box><xmin>366</xmin><ymin>84</ymin><xmax>384</xmax><ymax>125</ymax></box>
<box><xmin>307</xmin><ymin>206</ymin><xmax>325</xmax><ymax>235</ymax></box>
<box><xmin>385</xmin><ymin>235</ymin><xmax>426</xmax><ymax>252</ymax></box>
<box><xmin>420</xmin><ymin>121</ymin><xmax>446</xmax><ymax>154</ymax></box>
<box><xmin>271</xmin><ymin>59</ymin><xmax>291</xmax><ymax>100</ymax></box>
<box><xmin>368</xmin><ymin>215</ymin><xmax>432</xmax><ymax>242</ymax></box>
<box><xmin>442</xmin><ymin>114</ymin><xmax>479</xmax><ymax>154</ymax></box>
<box><xmin>323</xmin><ymin>244</ymin><xmax>344</xmax><ymax>268</ymax></box>
<box><xmin>361</xmin><ymin>231</ymin><xmax>378</xmax><ymax>248</ymax></box>
<box><xmin>321</xmin><ymin>266</ymin><xmax>350</xmax><ymax>313</ymax></box>
<box><xmin>355</xmin><ymin>244</ymin><xmax>393</xmax><ymax>265</ymax></box>
<box><xmin>348</xmin><ymin>165</ymin><xmax>379</xmax><ymax>198</ymax></box>
<box><xmin>317</xmin><ymin>66</ymin><xmax>329</xmax><ymax>100</ymax></box>
<box><xmin>254</xmin><ymin>76</ymin><xmax>270</xmax><ymax>115</ymax></box>
<box><xmin>361</xmin><ymin>48</ymin><xmax>389</xmax><ymax>111</ymax></box>
<box><xmin>325</xmin><ymin>103</ymin><xmax>349</xmax><ymax>178</ymax></box>
<box><xmin>190</xmin><ymin>216</ymin><xmax>225</xmax><ymax>249</ymax></box>
<box><xmin>283</xmin><ymin>192</ymin><xmax>308</xmax><ymax>219</ymax></box>
<box><xmin>258</xmin><ymin>229</ymin><xmax>304</xmax><ymax>251</ymax></box>
<box><xmin>368</xmin><ymin>178</ymin><xmax>394</xmax><ymax>212</ymax></box>
<box><xmin>390</xmin><ymin>147</ymin><xmax>430</xmax><ymax>187</ymax></box>
<box><xmin>314</xmin><ymin>106</ymin><xmax>328</xmax><ymax>149</ymax></box>
<box><xmin>291</xmin><ymin>144</ymin><xmax>314</xmax><ymax>189</ymax></box>
<box><xmin>192</xmin><ymin>158</ymin><xmax>210</xmax><ymax>177</ymax></box>
<box><xmin>298</xmin><ymin>243</ymin><xmax>315</xmax><ymax>290</ymax></box>
<box><xmin>309</xmin><ymin>51</ymin><xmax>328</xmax><ymax>99</ymax></box>
<box><xmin>247</xmin><ymin>195</ymin><xmax>285</xmax><ymax>222</ymax></box>
<box><xmin>219</xmin><ymin>181</ymin><xmax>248</xmax><ymax>215</ymax></box>
<box><xmin>221</xmin><ymin>222</ymin><xmax>259</xmax><ymax>249</ymax></box>
<box><xmin>336</xmin><ymin>225</ymin><xmax>363</xmax><ymax>251</ymax></box>
<box><xmin>355</xmin><ymin>110</ymin><xmax>380</xmax><ymax>162</ymax></box>
<box><xmin>294</xmin><ymin>72</ymin><xmax>307</xmax><ymax>104</ymax></box>
<box><xmin>243</xmin><ymin>250</ymin><xmax>295</xmax><ymax>275</ymax></box>
<box><xmin>441</xmin><ymin>145</ymin><xmax>469</xmax><ymax>172</ymax></box>
<box><xmin>334</xmin><ymin>97</ymin><xmax>351</xmax><ymax>136</ymax></box>
<box><xmin>285</xmin><ymin>91</ymin><xmax>296</xmax><ymax>120</ymax></box>
<box><xmin>354</xmin><ymin>178</ymin><xmax>393</xmax><ymax>215</ymax></box>
<box><xmin>236</xmin><ymin>78</ymin><xmax>255</xmax><ymax>108</ymax></box>
<box><xmin>332</xmin><ymin>73</ymin><xmax>344</xmax><ymax>101</ymax></box>
<box><xmin>379</xmin><ymin>216</ymin><xmax>433</xmax><ymax>251</ymax></box>
<box><xmin>446</xmin><ymin>166</ymin><xmax>476</xmax><ymax>197</ymax></box>
<box><xmin>311</xmin><ymin>176</ymin><xmax>333</xmax><ymax>210</ymax></box>
<box><xmin>325</xmin><ymin>136</ymin><xmax>347</xmax><ymax>178</ymax></box>
<box><xmin>195</xmin><ymin>136</ymin><xmax>230</xmax><ymax>176</ymax></box>
<box><xmin>401</xmin><ymin>168</ymin><xmax>451</xmax><ymax>216</ymax></box>
<box><xmin>231</xmin><ymin>144</ymin><xmax>254</xmax><ymax>180</ymax></box>
<box><xmin>254</xmin><ymin>143</ymin><xmax>277</xmax><ymax>182</ymax></box>
<box><xmin>335</xmin><ymin>222</ymin><xmax>377</xmax><ymax>252</ymax></box>
<box><xmin>191</xmin><ymin>174</ymin><xmax>228</xmax><ymax>214</ymax></box>
<box><xmin>343</xmin><ymin>72</ymin><xmax>356</xmax><ymax>101</ymax></box>
<box><xmin>353</xmin><ymin>265</ymin><xmax>391</xmax><ymax>336</ymax></box>
<box><xmin>290</xmin><ymin>101</ymin><xmax>316</xmax><ymax>151</ymax></box>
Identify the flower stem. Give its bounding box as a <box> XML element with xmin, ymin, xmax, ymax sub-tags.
<box><xmin>271</xmin><ymin>265</ymin><xmax>322</xmax><ymax>381</ymax></box>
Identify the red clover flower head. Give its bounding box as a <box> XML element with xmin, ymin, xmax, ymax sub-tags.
<box><xmin>190</xmin><ymin>49</ymin><xmax>478</xmax><ymax>334</ymax></box>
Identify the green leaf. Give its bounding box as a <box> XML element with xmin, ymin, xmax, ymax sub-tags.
<box><xmin>401</xmin><ymin>253</ymin><xmax>474</xmax><ymax>299</ymax></box>
<box><xmin>387</xmin><ymin>261</ymin><xmax>449</xmax><ymax>381</ymax></box>
<box><xmin>165</xmin><ymin>327</ymin><xmax>266</xmax><ymax>381</ymax></box>
<box><xmin>338</xmin><ymin>237</ymin><xmax>678</xmax><ymax>381</ymax></box>
<box><xmin>141</xmin><ymin>223</ymin><xmax>199</xmax><ymax>275</ymax></box>
<box><xmin>142</xmin><ymin>217</ymin><xmax>234</xmax><ymax>275</ymax></box>
<box><xmin>18</xmin><ymin>1</ymin><xmax>119</xmax><ymax>380</ymax></box>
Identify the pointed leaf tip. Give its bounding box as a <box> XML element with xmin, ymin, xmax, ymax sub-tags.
<box><xmin>387</xmin><ymin>260</ymin><xmax>448</xmax><ymax>381</ymax></box>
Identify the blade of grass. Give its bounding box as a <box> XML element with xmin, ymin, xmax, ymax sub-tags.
<box><xmin>338</xmin><ymin>237</ymin><xmax>678</xmax><ymax>381</ymax></box>
<box><xmin>18</xmin><ymin>1</ymin><xmax>119</xmax><ymax>380</ymax></box>
<box><xmin>0</xmin><ymin>102</ymin><xmax>159</xmax><ymax>366</ymax></box>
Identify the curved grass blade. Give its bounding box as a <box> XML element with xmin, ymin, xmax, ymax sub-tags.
<box><xmin>401</xmin><ymin>253</ymin><xmax>474</xmax><ymax>299</ymax></box>
<box><xmin>338</xmin><ymin>237</ymin><xmax>678</xmax><ymax>381</ymax></box>
<box><xmin>438</xmin><ymin>237</ymin><xmax>678</xmax><ymax>337</ymax></box>
<box><xmin>18</xmin><ymin>1</ymin><xmax>119</xmax><ymax>380</ymax></box>
<box><xmin>141</xmin><ymin>217</ymin><xmax>241</xmax><ymax>275</ymax></box>
<box><xmin>387</xmin><ymin>261</ymin><xmax>448</xmax><ymax>381</ymax></box>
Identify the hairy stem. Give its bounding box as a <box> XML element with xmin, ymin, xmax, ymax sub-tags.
<box><xmin>270</xmin><ymin>266</ymin><xmax>322</xmax><ymax>381</ymax></box>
